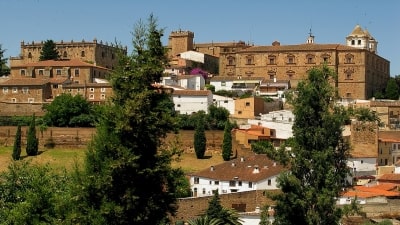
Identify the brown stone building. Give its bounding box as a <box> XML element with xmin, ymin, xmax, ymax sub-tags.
<box><xmin>10</xmin><ymin>39</ymin><xmax>125</xmax><ymax>69</ymax></box>
<box><xmin>168</xmin><ymin>25</ymin><xmax>390</xmax><ymax>100</ymax></box>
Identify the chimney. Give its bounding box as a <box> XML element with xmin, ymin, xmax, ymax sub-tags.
<box><xmin>253</xmin><ymin>165</ymin><xmax>259</xmax><ymax>174</ymax></box>
<box><xmin>240</xmin><ymin>157</ymin><xmax>245</xmax><ymax>162</ymax></box>
<box><xmin>231</xmin><ymin>162</ymin><xmax>236</xmax><ymax>167</ymax></box>
<box><xmin>210</xmin><ymin>166</ymin><xmax>215</xmax><ymax>171</ymax></box>
<box><xmin>273</xmin><ymin>162</ymin><xmax>277</xmax><ymax>167</ymax></box>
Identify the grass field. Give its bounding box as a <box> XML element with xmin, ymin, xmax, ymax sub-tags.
<box><xmin>0</xmin><ymin>146</ymin><xmax>224</xmax><ymax>174</ymax></box>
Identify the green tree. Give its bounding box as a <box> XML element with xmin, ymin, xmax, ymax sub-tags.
<box><xmin>39</xmin><ymin>39</ymin><xmax>60</xmax><ymax>61</ymax></box>
<box><xmin>222</xmin><ymin>120</ymin><xmax>233</xmax><ymax>161</ymax></box>
<box><xmin>194</xmin><ymin>112</ymin><xmax>207</xmax><ymax>159</ymax></box>
<box><xmin>0</xmin><ymin>44</ymin><xmax>10</xmax><ymax>77</ymax></box>
<box><xmin>12</xmin><ymin>125</ymin><xmax>22</xmax><ymax>160</ymax></box>
<box><xmin>68</xmin><ymin>14</ymin><xmax>181</xmax><ymax>224</ymax></box>
<box><xmin>0</xmin><ymin>162</ymin><xmax>69</xmax><ymax>224</ymax></box>
<box><xmin>43</xmin><ymin>93</ymin><xmax>95</xmax><ymax>127</ymax></box>
<box><xmin>251</xmin><ymin>140</ymin><xmax>274</xmax><ymax>154</ymax></box>
<box><xmin>26</xmin><ymin>114</ymin><xmax>39</xmax><ymax>156</ymax></box>
<box><xmin>207</xmin><ymin>105</ymin><xmax>229</xmax><ymax>129</ymax></box>
<box><xmin>187</xmin><ymin>216</ymin><xmax>222</xmax><ymax>225</ymax></box>
<box><xmin>266</xmin><ymin>66</ymin><xmax>350</xmax><ymax>225</ymax></box>
<box><xmin>385</xmin><ymin>78</ymin><xmax>400</xmax><ymax>100</ymax></box>
<box><xmin>206</xmin><ymin>191</ymin><xmax>242</xmax><ymax>225</ymax></box>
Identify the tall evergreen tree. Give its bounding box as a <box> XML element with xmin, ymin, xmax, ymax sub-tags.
<box><xmin>385</xmin><ymin>78</ymin><xmax>399</xmax><ymax>100</ymax></box>
<box><xmin>39</xmin><ymin>40</ymin><xmax>60</xmax><ymax>61</ymax></box>
<box><xmin>194</xmin><ymin>113</ymin><xmax>207</xmax><ymax>159</ymax></box>
<box><xmin>266</xmin><ymin>66</ymin><xmax>350</xmax><ymax>225</ymax></box>
<box><xmin>12</xmin><ymin>125</ymin><xmax>22</xmax><ymax>160</ymax></box>
<box><xmin>222</xmin><ymin>120</ymin><xmax>232</xmax><ymax>161</ymax></box>
<box><xmin>205</xmin><ymin>191</ymin><xmax>242</xmax><ymax>225</ymax></box>
<box><xmin>69</xmin><ymin>14</ymin><xmax>181</xmax><ymax>224</ymax></box>
<box><xmin>26</xmin><ymin>114</ymin><xmax>39</xmax><ymax>156</ymax></box>
<box><xmin>0</xmin><ymin>44</ymin><xmax>10</xmax><ymax>77</ymax></box>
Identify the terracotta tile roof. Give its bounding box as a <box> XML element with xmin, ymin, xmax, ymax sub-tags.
<box><xmin>370</xmin><ymin>101</ymin><xmax>400</xmax><ymax>107</ymax></box>
<box><xmin>379</xmin><ymin>131</ymin><xmax>400</xmax><ymax>142</ymax></box>
<box><xmin>210</xmin><ymin>76</ymin><xmax>264</xmax><ymax>82</ymax></box>
<box><xmin>0</xmin><ymin>78</ymin><xmax>49</xmax><ymax>86</ymax></box>
<box><xmin>15</xmin><ymin>59</ymin><xmax>110</xmax><ymax>70</ymax></box>
<box><xmin>235</xmin><ymin>125</ymin><xmax>270</xmax><ymax>138</ymax></box>
<box><xmin>378</xmin><ymin>173</ymin><xmax>400</xmax><ymax>182</ymax></box>
<box><xmin>63</xmin><ymin>83</ymin><xmax>112</xmax><ymax>88</ymax></box>
<box><xmin>172</xmin><ymin>89</ymin><xmax>211</xmax><ymax>96</ymax></box>
<box><xmin>48</xmin><ymin>77</ymin><xmax>70</xmax><ymax>84</ymax></box>
<box><xmin>342</xmin><ymin>185</ymin><xmax>400</xmax><ymax>198</ymax></box>
<box><xmin>238</xmin><ymin>43</ymin><xmax>357</xmax><ymax>53</ymax></box>
<box><xmin>191</xmin><ymin>154</ymin><xmax>285</xmax><ymax>182</ymax></box>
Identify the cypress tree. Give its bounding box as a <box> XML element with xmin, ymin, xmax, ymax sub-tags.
<box><xmin>194</xmin><ymin>113</ymin><xmax>207</xmax><ymax>159</ymax></box>
<box><xmin>26</xmin><ymin>114</ymin><xmax>39</xmax><ymax>156</ymax></box>
<box><xmin>39</xmin><ymin>40</ymin><xmax>60</xmax><ymax>61</ymax></box>
<box><xmin>12</xmin><ymin>125</ymin><xmax>22</xmax><ymax>160</ymax></box>
<box><xmin>222</xmin><ymin>120</ymin><xmax>232</xmax><ymax>161</ymax></box>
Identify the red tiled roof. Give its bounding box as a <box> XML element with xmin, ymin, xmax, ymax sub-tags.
<box><xmin>191</xmin><ymin>154</ymin><xmax>285</xmax><ymax>182</ymax></box>
<box><xmin>48</xmin><ymin>77</ymin><xmax>70</xmax><ymax>84</ymax></box>
<box><xmin>172</xmin><ymin>89</ymin><xmax>211</xmax><ymax>96</ymax></box>
<box><xmin>0</xmin><ymin>78</ymin><xmax>49</xmax><ymax>86</ymax></box>
<box><xmin>15</xmin><ymin>59</ymin><xmax>110</xmax><ymax>70</ymax></box>
<box><xmin>378</xmin><ymin>173</ymin><xmax>400</xmax><ymax>182</ymax></box>
<box><xmin>379</xmin><ymin>131</ymin><xmax>400</xmax><ymax>142</ymax></box>
<box><xmin>342</xmin><ymin>185</ymin><xmax>400</xmax><ymax>198</ymax></box>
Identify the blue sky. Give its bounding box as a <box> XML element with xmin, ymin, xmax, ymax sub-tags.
<box><xmin>1</xmin><ymin>0</ymin><xmax>399</xmax><ymax>75</ymax></box>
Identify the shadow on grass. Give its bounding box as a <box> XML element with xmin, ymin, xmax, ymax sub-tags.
<box><xmin>19</xmin><ymin>150</ymin><xmax>45</xmax><ymax>160</ymax></box>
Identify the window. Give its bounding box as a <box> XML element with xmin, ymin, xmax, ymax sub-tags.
<box><xmin>229</xmin><ymin>180</ymin><xmax>236</xmax><ymax>187</ymax></box>
<box><xmin>238</xmin><ymin>181</ymin><xmax>242</xmax><ymax>186</ymax></box>
<box><xmin>269</xmin><ymin>74</ymin><xmax>275</xmax><ymax>79</ymax></box>
<box><xmin>101</xmin><ymin>88</ymin><xmax>106</xmax><ymax>92</ymax></box>
<box><xmin>346</xmin><ymin>93</ymin><xmax>352</xmax><ymax>98</ymax></box>
<box><xmin>245</xmin><ymin>55</ymin><xmax>254</xmax><ymax>65</ymax></box>
<box><xmin>358</xmin><ymin>40</ymin><xmax>362</xmax><ymax>45</ymax></box>
<box><xmin>22</xmin><ymin>87</ymin><xmax>29</xmax><ymax>94</ymax></box>
<box><xmin>63</xmin><ymin>51</ymin><xmax>67</xmax><ymax>58</ymax></box>
<box><xmin>268</xmin><ymin>179</ymin><xmax>272</xmax><ymax>186</ymax></box>
<box><xmin>89</xmin><ymin>94</ymin><xmax>94</xmax><ymax>99</ymax></box>
<box><xmin>215</xmin><ymin>181</ymin><xmax>219</xmax><ymax>185</ymax></box>
<box><xmin>28</xmin><ymin>52</ymin><xmax>32</xmax><ymax>58</ymax></box>
<box><xmin>306</xmin><ymin>54</ymin><xmax>315</xmax><ymax>64</ymax></box>
<box><xmin>351</xmin><ymin>40</ymin><xmax>355</xmax><ymax>45</ymax></box>
<box><xmin>177</xmin><ymin>104</ymin><xmax>181</xmax><ymax>107</ymax></box>
<box><xmin>74</xmin><ymin>69</ymin><xmax>80</xmax><ymax>77</ymax></box>
<box><xmin>90</xmin><ymin>88</ymin><xmax>95</xmax><ymax>92</ymax></box>
<box><xmin>20</xmin><ymin>69</ymin><xmax>26</xmax><ymax>76</ymax></box>
<box><xmin>322</xmin><ymin>54</ymin><xmax>331</xmax><ymax>64</ymax></box>
<box><xmin>224</xmin><ymin>100</ymin><xmax>228</xmax><ymax>103</ymax></box>
<box><xmin>268</xmin><ymin>55</ymin><xmax>276</xmax><ymax>65</ymax></box>
<box><xmin>38</xmin><ymin>69</ymin><xmax>44</xmax><ymax>75</ymax></box>
<box><xmin>268</xmin><ymin>71</ymin><xmax>276</xmax><ymax>80</ymax></box>
<box><xmin>221</xmin><ymin>81</ymin><xmax>226</xmax><ymax>86</ymax></box>
<box><xmin>238</xmin><ymin>111</ymin><xmax>242</xmax><ymax>114</ymax></box>
<box><xmin>12</xmin><ymin>87</ymin><xmax>18</xmax><ymax>93</ymax></box>
<box><xmin>81</xmin><ymin>51</ymin><xmax>85</xmax><ymax>57</ymax></box>
<box><xmin>248</xmin><ymin>182</ymin><xmax>253</xmax><ymax>188</ymax></box>
<box><xmin>11</xmin><ymin>98</ymin><xmax>16</xmax><ymax>103</ymax></box>
<box><xmin>102</xmin><ymin>52</ymin><xmax>105</xmax><ymax>58</ymax></box>
<box><xmin>245</xmin><ymin>102</ymin><xmax>250</xmax><ymax>106</ymax></box>
<box><xmin>345</xmin><ymin>54</ymin><xmax>354</xmax><ymax>64</ymax></box>
<box><xmin>227</xmin><ymin>56</ymin><xmax>235</xmax><ymax>66</ymax></box>
<box><xmin>287</xmin><ymin>54</ymin><xmax>295</xmax><ymax>64</ymax></box>
<box><xmin>56</xmin><ymin>69</ymin><xmax>62</xmax><ymax>75</ymax></box>
<box><xmin>53</xmin><ymin>84</ymin><xmax>59</xmax><ymax>89</ymax></box>
<box><xmin>3</xmin><ymin>87</ymin><xmax>8</xmax><ymax>93</ymax></box>
<box><xmin>287</xmin><ymin>70</ymin><xmax>295</xmax><ymax>79</ymax></box>
<box><xmin>100</xmin><ymin>94</ymin><xmax>106</xmax><ymax>100</ymax></box>
<box><xmin>202</xmin><ymin>188</ymin><xmax>206</xmax><ymax>194</ymax></box>
<box><xmin>28</xmin><ymin>98</ymin><xmax>34</xmax><ymax>103</ymax></box>
<box><xmin>194</xmin><ymin>177</ymin><xmax>199</xmax><ymax>184</ymax></box>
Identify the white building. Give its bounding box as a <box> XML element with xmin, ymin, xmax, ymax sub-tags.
<box><xmin>160</xmin><ymin>74</ymin><xmax>205</xmax><ymax>90</ymax></box>
<box><xmin>172</xmin><ymin>89</ymin><xmax>212</xmax><ymax>114</ymax></box>
<box><xmin>212</xmin><ymin>94</ymin><xmax>235</xmax><ymax>115</ymax></box>
<box><xmin>189</xmin><ymin>154</ymin><xmax>284</xmax><ymax>197</ymax></box>
<box><xmin>210</xmin><ymin>76</ymin><xmax>263</xmax><ymax>93</ymax></box>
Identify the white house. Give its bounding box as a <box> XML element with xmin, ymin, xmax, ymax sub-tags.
<box><xmin>210</xmin><ymin>76</ymin><xmax>263</xmax><ymax>93</ymax></box>
<box><xmin>172</xmin><ymin>89</ymin><xmax>212</xmax><ymax>114</ymax></box>
<box><xmin>212</xmin><ymin>94</ymin><xmax>235</xmax><ymax>115</ymax></box>
<box><xmin>189</xmin><ymin>154</ymin><xmax>285</xmax><ymax>197</ymax></box>
<box><xmin>160</xmin><ymin>74</ymin><xmax>205</xmax><ymax>90</ymax></box>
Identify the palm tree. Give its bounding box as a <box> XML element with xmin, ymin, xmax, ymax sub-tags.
<box><xmin>187</xmin><ymin>216</ymin><xmax>223</xmax><ymax>225</ymax></box>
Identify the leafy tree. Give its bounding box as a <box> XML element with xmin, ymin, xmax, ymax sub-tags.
<box><xmin>251</xmin><ymin>140</ymin><xmax>274</xmax><ymax>154</ymax></box>
<box><xmin>68</xmin><ymin>14</ymin><xmax>181</xmax><ymax>224</ymax></box>
<box><xmin>0</xmin><ymin>162</ymin><xmax>69</xmax><ymax>224</ymax></box>
<box><xmin>222</xmin><ymin>120</ymin><xmax>233</xmax><ymax>161</ymax></box>
<box><xmin>194</xmin><ymin>112</ymin><xmax>207</xmax><ymax>159</ymax></box>
<box><xmin>12</xmin><ymin>125</ymin><xmax>22</xmax><ymax>160</ymax></box>
<box><xmin>39</xmin><ymin>39</ymin><xmax>60</xmax><ymax>61</ymax></box>
<box><xmin>351</xmin><ymin>107</ymin><xmax>380</xmax><ymax>123</ymax></box>
<box><xmin>205</xmin><ymin>84</ymin><xmax>215</xmax><ymax>92</ymax></box>
<box><xmin>385</xmin><ymin>78</ymin><xmax>400</xmax><ymax>100</ymax></box>
<box><xmin>207</xmin><ymin>105</ymin><xmax>229</xmax><ymax>129</ymax></box>
<box><xmin>0</xmin><ymin>44</ymin><xmax>10</xmax><ymax>77</ymax></box>
<box><xmin>43</xmin><ymin>93</ymin><xmax>95</xmax><ymax>127</ymax></box>
<box><xmin>265</xmin><ymin>66</ymin><xmax>350</xmax><ymax>225</ymax></box>
<box><xmin>26</xmin><ymin>114</ymin><xmax>39</xmax><ymax>156</ymax></box>
<box><xmin>206</xmin><ymin>191</ymin><xmax>242</xmax><ymax>225</ymax></box>
<box><xmin>259</xmin><ymin>205</ymin><xmax>273</xmax><ymax>225</ymax></box>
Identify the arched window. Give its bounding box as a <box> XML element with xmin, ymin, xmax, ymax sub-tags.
<box><xmin>321</xmin><ymin>54</ymin><xmax>331</xmax><ymax>64</ymax></box>
<box><xmin>345</xmin><ymin>54</ymin><xmax>354</xmax><ymax>64</ymax></box>
<box><xmin>28</xmin><ymin>52</ymin><xmax>32</xmax><ymax>58</ymax></box>
<box><xmin>81</xmin><ymin>51</ymin><xmax>85</xmax><ymax>57</ymax></box>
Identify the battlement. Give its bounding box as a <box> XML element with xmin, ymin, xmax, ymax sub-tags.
<box><xmin>169</xmin><ymin>30</ymin><xmax>194</xmax><ymax>38</ymax></box>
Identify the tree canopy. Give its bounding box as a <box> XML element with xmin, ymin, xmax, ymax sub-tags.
<box><xmin>39</xmin><ymin>40</ymin><xmax>60</xmax><ymax>61</ymax></box>
<box><xmin>385</xmin><ymin>77</ymin><xmax>400</xmax><ymax>100</ymax></box>
<box><xmin>265</xmin><ymin>66</ymin><xmax>350</xmax><ymax>225</ymax></box>
<box><xmin>0</xmin><ymin>44</ymin><xmax>10</xmax><ymax>77</ymax></box>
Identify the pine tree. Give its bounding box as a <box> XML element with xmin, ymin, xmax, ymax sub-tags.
<box><xmin>266</xmin><ymin>66</ymin><xmax>350</xmax><ymax>225</ymax></box>
<box><xmin>385</xmin><ymin>78</ymin><xmax>399</xmax><ymax>100</ymax></box>
<box><xmin>194</xmin><ymin>113</ymin><xmax>207</xmax><ymax>159</ymax></box>
<box><xmin>12</xmin><ymin>125</ymin><xmax>22</xmax><ymax>160</ymax></box>
<box><xmin>39</xmin><ymin>40</ymin><xmax>60</xmax><ymax>61</ymax></box>
<box><xmin>205</xmin><ymin>191</ymin><xmax>242</xmax><ymax>225</ymax></box>
<box><xmin>69</xmin><ymin>14</ymin><xmax>180</xmax><ymax>224</ymax></box>
<box><xmin>0</xmin><ymin>44</ymin><xmax>10</xmax><ymax>77</ymax></box>
<box><xmin>26</xmin><ymin>114</ymin><xmax>39</xmax><ymax>156</ymax></box>
<box><xmin>222</xmin><ymin>120</ymin><xmax>232</xmax><ymax>161</ymax></box>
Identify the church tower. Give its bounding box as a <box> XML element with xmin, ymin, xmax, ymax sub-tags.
<box><xmin>167</xmin><ymin>30</ymin><xmax>194</xmax><ymax>60</ymax></box>
<box><xmin>306</xmin><ymin>29</ymin><xmax>315</xmax><ymax>44</ymax></box>
<box><xmin>346</xmin><ymin>24</ymin><xmax>378</xmax><ymax>53</ymax></box>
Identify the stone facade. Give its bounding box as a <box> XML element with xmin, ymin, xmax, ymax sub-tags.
<box><xmin>10</xmin><ymin>39</ymin><xmax>125</xmax><ymax>70</ymax></box>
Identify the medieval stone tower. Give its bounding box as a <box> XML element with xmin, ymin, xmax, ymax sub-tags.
<box><xmin>167</xmin><ymin>30</ymin><xmax>194</xmax><ymax>59</ymax></box>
